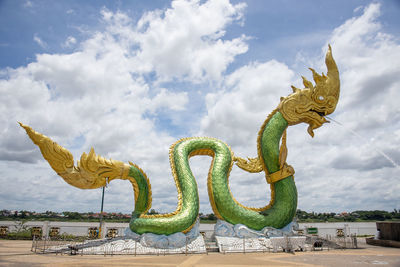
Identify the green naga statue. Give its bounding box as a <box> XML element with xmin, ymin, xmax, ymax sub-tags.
<box><xmin>20</xmin><ymin>45</ymin><xmax>340</xmax><ymax>236</ymax></box>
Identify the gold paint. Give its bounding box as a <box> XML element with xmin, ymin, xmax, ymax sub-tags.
<box><xmin>19</xmin><ymin>122</ymin><xmax>74</xmax><ymax>174</ymax></box>
<box><xmin>255</xmin><ymin>128</ymin><xmax>295</xmax><ymax>184</ymax></box>
<box><xmin>233</xmin><ymin>156</ymin><xmax>263</xmax><ymax>173</ymax></box>
<box><xmin>279</xmin><ymin>45</ymin><xmax>340</xmax><ymax>137</ymax></box>
<box><xmin>279</xmin><ymin>130</ymin><xmax>288</xmax><ymax>169</ymax></box>
<box><xmin>19</xmin><ymin>122</ymin><xmax>130</xmax><ymax>190</ymax></box>
<box><xmin>263</xmin><ymin>128</ymin><xmax>295</xmax><ymax>184</ymax></box>
<box><xmin>189</xmin><ymin>148</ymin><xmax>214</xmax><ymax>158</ymax></box>
<box><xmin>127</xmin><ymin>176</ymin><xmax>140</xmax><ymax>203</ymax></box>
<box><xmin>266</xmin><ymin>163</ymin><xmax>295</xmax><ymax>184</ymax></box>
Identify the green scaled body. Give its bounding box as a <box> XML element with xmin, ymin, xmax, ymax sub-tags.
<box><xmin>129</xmin><ymin>111</ymin><xmax>297</xmax><ymax>234</ymax></box>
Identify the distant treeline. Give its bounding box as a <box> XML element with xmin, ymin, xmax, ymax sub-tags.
<box><xmin>1</xmin><ymin>209</ymin><xmax>399</xmax><ymax>223</ymax></box>
<box><xmin>296</xmin><ymin>209</ymin><xmax>400</xmax><ymax>222</ymax></box>
<box><xmin>0</xmin><ymin>210</ymin><xmax>131</xmax><ymax>222</ymax></box>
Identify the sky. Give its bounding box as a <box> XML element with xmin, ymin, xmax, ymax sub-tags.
<box><xmin>0</xmin><ymin>0</ymin><xmax>399</xmax><ymax>215</ymax></box>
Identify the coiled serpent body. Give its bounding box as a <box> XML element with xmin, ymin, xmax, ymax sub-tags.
<box><xmin>21</xmin><ymin>46</ymin><xmax>339</xmax><ymax>237</ymax></box>
<box><xmin>129</xmin><ymin>110</ymin><xmax>296</xmax><ymax>235</ymax></box>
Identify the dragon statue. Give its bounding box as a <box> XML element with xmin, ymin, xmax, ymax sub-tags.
<box><xmin>20</xmin><ymin>45</ymin><xmax>340</xmax><ymax>237</ymax></box>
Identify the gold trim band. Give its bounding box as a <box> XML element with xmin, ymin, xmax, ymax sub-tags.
<box><xmin>266</xmin><ymin>164</ymin><xmax>294</xmax><ymax>184</ymax></box>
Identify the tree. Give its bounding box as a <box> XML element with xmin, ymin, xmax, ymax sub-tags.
<box><xmin>62</xmin><ymin>211</ymin><xmax>82</xmax><ymax>220</ymax></box>
<box><xmin>147</xmin><ymin>209</ymin><xmax>158</xmax><ymax>215</ymax></box>
<box><xmin>206</xmin><ymin>213</ymin><xmax>217</xmax><ymax>220</ymax></box>
<box><xmin>393</xmin><ymin>209</ymin><xmax>400</xmax><ymax>219</ymax></box>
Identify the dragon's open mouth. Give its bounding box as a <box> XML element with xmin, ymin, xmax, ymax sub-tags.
<box><xmin>310</xmin><ymin>109</ymin><xmax>326</xmax><ymax>117</ymax></box>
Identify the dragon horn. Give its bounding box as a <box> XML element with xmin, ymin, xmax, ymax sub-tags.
<box><xmin>325</xmin><ymin>44</ymin><xmax>340</xmax><ymax>98</ymax></box>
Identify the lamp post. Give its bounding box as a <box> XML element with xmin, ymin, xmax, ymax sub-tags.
<box><xmin>99</xmin><ymin>186</ymin><xmax>105</xmax><ymax>238</ymax></box>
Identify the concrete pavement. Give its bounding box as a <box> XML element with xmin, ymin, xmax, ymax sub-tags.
<box><xmin>0</xmin><ymin>239</ymin><xmax>399</xmax><ymax>266</ymax></box>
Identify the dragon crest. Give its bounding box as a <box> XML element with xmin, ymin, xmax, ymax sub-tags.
<box><xmin>279</xmin><ymin>45</ymin><xmax>340</xmax><ymax>137</ymax></box>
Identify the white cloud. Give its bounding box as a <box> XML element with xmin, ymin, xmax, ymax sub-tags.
<box><xmin>0</xmin><ymin>0</ymin><xmax>251</xmax><ymax>214</ymax></box>
<box><xmin>289</xmin><ymin>3</ymin><xmax>400</xmax><ymax>212</ymax></box>
<box><xmin>197</xmin><ymin>2</ymin><xmax>400</xmax><ymax>212</ymax></box>
<box><xmin>23</xmin><ymin>0</ymin><xmax>33</xmax><ymax>8</ymax></box>
<box><xmin>63</xmin><ymin>36</ymin><xmax>77</xmax><ymax>48</ymax></box>
<box><xmin>133</xmin><ymin>0</ymin><xmax>248</xmax><ymax>83</ymax></box>
<box><xmin>147</xmin><ymin>88</ymin><xmax>188</xmax><ymax>114</ymax></box>
<box><xmin>33</xmin><ymin>34</ymin><xmax>47</xmax><ymax>49</ymax></box>
<box><xmin>200</xmin><ymin>60</ymin><xmax>295</xmax><ymax>148</ymax></box>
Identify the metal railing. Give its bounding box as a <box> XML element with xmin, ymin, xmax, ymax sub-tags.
<box><xmin>30</xmin><ymin>226</ymin><xmax>362</xmax><ymax>256</ymax></box>
<box><xmin>31</xmin><ymin>234</ymin><xmax>359</xmax><ymax>256</ymax></box>
<box><xmin>31</xmin><ymin>236</ymin><xmax>207</xmax><ymax>256</ymax></box>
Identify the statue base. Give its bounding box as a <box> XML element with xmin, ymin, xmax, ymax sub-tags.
<box><xmin>214</xmin><ymin>219</ymin><xmax>306</xmax><ymax>253</ymax></box>
<box><xmin>80</xmin><ymin>235</ymin><xmax>206</xmax><ymax>255</ymax></box>
<box><xmin>42</xmin><ymin>219</ymin><xmax>206</xmax><ymax>255</ymax></box>
<box><xmin>41</xmin><ymin>235</ymin><xmax>206</xmax><ymax>255</ymax></box>
<box><xmin>215</xmin><ymin>236</ymin><xmax>307</xmax><ymax>253</ymax></box>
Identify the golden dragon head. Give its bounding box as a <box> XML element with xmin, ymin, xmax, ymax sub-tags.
<box><xmin>279</xmin><ymin>45</ymin><xmax>340</xmax><ymax>137</ymax></box>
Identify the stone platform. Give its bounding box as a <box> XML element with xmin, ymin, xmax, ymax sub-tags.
<box><xmin>216</xmin><ymin>236</ymin><xmax>307</xmax><ymax>253</ymax></box>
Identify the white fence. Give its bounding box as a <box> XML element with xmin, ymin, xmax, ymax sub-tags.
<box><xmin>0</xmin><ymin>221</ymin><xmax>377</xmax><ymax>239</ymax></box>
<box><xmin>299</xmin><ymin>222</ymin><xmax>376</xmax><ymax>237</ymax></box>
